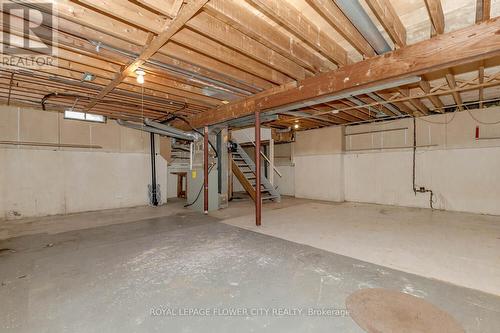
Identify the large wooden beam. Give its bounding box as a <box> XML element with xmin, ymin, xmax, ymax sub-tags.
<box><xmin>85</xmin><ymin>0</ymin><xmax>208</xmax><ymax>111</ymax></box>
<box><xmin>424</xmin><ymin>0</ymin><xmax>445</xmax><ymax>35</ymax></box>
<box><xmin>365</xmin><ymin>0</ymin><xmax>407</xmax><ymax>47</ymax></box>
<box><xmin>184</xmin><ymin>18</ymin><xmax>500</xmax><ymax>128</ymax></box>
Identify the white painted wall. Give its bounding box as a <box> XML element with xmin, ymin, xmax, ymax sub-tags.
<box><xmin>344</xmin><ymin>147</ymin><xmax>500</xmax><ymax>215</ymax></box>
<box><xmin>0</xmin><ymin>105</ymin><xmax>168</xmax><ymax>220</ymax></box>
<box><xmin>288</xmin><ymin>107</ymin><xmax>500</xmax><ymax>215</ymax></box>
<box><xmin>294</xmin><ymin>154</ymin><xmax>344</xmax><ymax>201</ymax></box>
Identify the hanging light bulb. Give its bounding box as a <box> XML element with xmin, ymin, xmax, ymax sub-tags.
<box><xmin>294</xmin><ymin>123</ymin><xmax>300</xmax><ymax>129</ymax></box>
<box><xmin>136</xmin><ymin>69</ymin><xmax>145</xmax><ymax>84</ymax></box>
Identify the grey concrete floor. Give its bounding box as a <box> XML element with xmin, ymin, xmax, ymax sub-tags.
<box><xmin>1</xmin><ymin>207</ymin><xmax>500</xmax><ymax>332</ymax></box>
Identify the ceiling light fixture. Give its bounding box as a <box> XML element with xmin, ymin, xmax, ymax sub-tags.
<box><xmin>294</xmin><ymin>124</ymin><xmax>299</xmax><ymax>129</ymax></box>
<box><xmin>136</xmin><ymin>69</ymin><xmax>146</xmax><ymax>84</ymax></box>
<box><xmin>82</xmin><ymin>72</ymin><xmax>95</xmax><ymax>82</ymax></box>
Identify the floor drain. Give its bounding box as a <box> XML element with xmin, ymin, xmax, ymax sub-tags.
<box><xmin>346</xmin><ymin>288</ymin><xmax>465</xmax><ymax>333</ymax></box>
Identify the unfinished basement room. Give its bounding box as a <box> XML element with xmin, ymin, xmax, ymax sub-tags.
<box><xmin>2</xmin><ymin>0</ymin><xmax>500</xmax><ymax>332</ymax></box>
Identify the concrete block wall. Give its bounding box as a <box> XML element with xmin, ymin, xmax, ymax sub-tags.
<box><xmin>290</xmin><ymin>107</ymin><xmax>500</xmax><ymax>215</ymax></box>
<box><xmin>0</xmin><ymin>105</ymin><xmax>168</xmax><ymax>220</ymax></box>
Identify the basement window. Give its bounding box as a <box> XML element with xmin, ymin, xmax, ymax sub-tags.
<box><xmin>64</xmin><ymin>110</ymin><xmax>105</xmax><ymax>123</ymax></box>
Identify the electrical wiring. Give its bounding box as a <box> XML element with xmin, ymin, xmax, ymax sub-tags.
<box><xmin>464</xmin><ymin>104</ymin><xmax>500</xmax><ymax>125</ymax></box>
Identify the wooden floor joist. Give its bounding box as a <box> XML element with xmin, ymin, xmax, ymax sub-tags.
<box><xmin>85</xmin><ymin>0</ymin><xmax>209</xmax><ymax>111</ymax></box>
<box><xmin>184</xmin><ymin>17</ymin><xmax>500</xmax><ymax>128</ymax></box>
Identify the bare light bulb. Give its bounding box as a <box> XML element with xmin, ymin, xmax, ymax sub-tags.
<box><xmin>137</xmin><ymin>74</ymin><xmax>145</xmax><ymax>84</ymax></box>
<box><xmin>136</xmin><ymin>69</ymin><xmax>146</xmax><ymax>84</ymax></box>
<box><xmin>294</xmin><ymin>124</ymin><xmax>299</xmax><ymax>129</ymax></box>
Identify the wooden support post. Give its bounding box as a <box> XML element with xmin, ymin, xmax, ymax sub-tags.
<box><xmin>203</xmin><ymin>126</ymin><xmax>209</xmax><ymax>214</ymax></box>
<box><xmin>255</xmin><ymin>109</ymin><xmax>262</xmax><ymax>226</ymax></box>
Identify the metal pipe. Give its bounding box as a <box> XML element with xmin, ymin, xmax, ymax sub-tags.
<box><xmin>117</xmin><ymin>119</ymin><xmax>196</xmax><ymax>141</ymax></box>
<box><xmin>367</xmin><ymin>93</ymin><xmax>402</xmax><ymax>116</ymax></box>
<box><xmin>144</xmin><ymin>118</ymin><xmax>198</xmax><ymax>141</ymax></box>
<box><xmin>0</xmin><ymin>141</ymin><xmax>102</xmax><ymax>149</ymax></box>
<box><xmin>255</xmin><ymin>109</ymin><xmax>262</xmax><ymax>227</ymax></box>
<box><xmin>335</xmin><ymin>0</ymin><xmax>392</xmax><ymax>54</ymax></box>
<box><xmin>265</xmin><ymin>76</ymin><xmax>421</xmax><ymax>114</ymax></box>
<box><xmin>203</xmin><ymin>126</ymin><xmax>209</xmax><ymax>214</ymax></box>
<box><xmin>88</xmin><ymin>39</ymin><xmax>257</xmax><ymax>95</ymax></box>
<box><xmin>150</xmin><ymin>133</ymin><xmax>159</xmax><ymax>206</ymax></box>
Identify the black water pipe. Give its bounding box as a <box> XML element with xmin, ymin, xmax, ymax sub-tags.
<box><xmin>150</xmin><ymin>133</ymin><xmax>159</xmax><ymax>206</ymax></box>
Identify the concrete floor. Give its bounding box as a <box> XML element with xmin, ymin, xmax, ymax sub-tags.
<box><xmin>221</xmin><ymin>200</ymin><xmax>500</xmax><ymax>296</ymax></box>
<box><xmin>1</xmin><ymin>199</ymin><xmax>500</xmax><ymax>332</ymax></box>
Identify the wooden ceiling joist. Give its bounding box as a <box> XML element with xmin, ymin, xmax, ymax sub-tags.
<box><xmin>204</xmin><ymin>0</ymin><xmax>332</xmax><ymax>73</ymax></box>
<box><xmin>246</xmin><ymin>0</ymin><xmax>350</xmax><ymax>66</ymax></box>
<box><xmin>1</xmin><ymin>0</ymin><xmax>499</xmax><ymax>131</ymax></box>
<box><xmin>419</xmin><ymin>80</ymin><xmax>445</xmax><ymax>112</ymax></box>
<box><xmin>305</xmin><ymin>0</ymin><xmax>376</xmax><ymax>58</ymax></box>
<box><xmin>185</xmin><ymin>17</ymin><xmax>500</xmax><ymax>128</ymax></box>
<box><xmin>364</xmin><ymin>0</ymin><xmax>407</xmax><ymax>47</ymax></box>
<box><xmin>424</xmin><ymin>0</ymin><xmax>446</xmax><ymax>35</ymax></box>
<box><xmin>445</xmin><ymin>73</ymin><xmax>464</xmax><ymax>111</ymax></box>
<box><xmin>84</xmin><ymin>0</ymin><xmax>209</xmax><ymax>111</ymax></box>
<box><xmin>186</xmin><ymin>11</ymin><xmax>311</xmax><ymax>80</ymax></box>
<box><xmin>476</xmin><ymin>0</ymin><xmax>491</xmax><ymax>23</ymax></box>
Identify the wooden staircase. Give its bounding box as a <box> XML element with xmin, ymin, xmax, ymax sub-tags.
<box><xmin>231</xmin><ymin>142</ymin><xmax>281</xmax><ymax>202</ymax></box>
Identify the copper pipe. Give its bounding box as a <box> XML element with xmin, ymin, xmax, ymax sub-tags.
<box><xmin>255</xmin><ymin>109</ymin><xmax>262</xmax><ymax>226</ymax></box>
<box><xmin>203</xmin><ymin>126</ymin><xmax>209</xmax><ymax>214</ymax></box>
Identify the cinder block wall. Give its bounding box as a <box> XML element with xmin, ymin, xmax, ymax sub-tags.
<box><xmin>290</xmin><ymin>107</ymin><xmax>500</xmax><ymax>215</ymax></box>
<box><xmin>0</xmin><ymin>105</ymin><xmax>168</xmax><ymax>220</ymax></box>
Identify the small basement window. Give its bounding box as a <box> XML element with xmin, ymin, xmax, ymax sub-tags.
<box><xmin>64</xmin><ymin>110</ymin><xmax>105</xmax><ymax>123</ymax></box>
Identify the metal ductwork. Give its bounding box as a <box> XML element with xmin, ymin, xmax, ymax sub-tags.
<box><xmin>116</xmin><ymin>119</ymin><xmax>198</xmax><ymax>141</ymax></box>
<box><xmin>335</xmin><ymin>0</ymin><xmax>392</xmax><ymax>54</ymax></box>
<box><xmin>144</xmin><ymin>119</ymin><xmax>199</xmax><ymax>141</ymax></box>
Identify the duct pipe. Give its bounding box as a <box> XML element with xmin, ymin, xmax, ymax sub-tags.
<box><xmin>144</xmin><ymin>118</ymin><xmax>199</xmax><ymax>141</ymax></box>
<box><xmin>88</xmin><ymin>39</ymin><xmax>257</xmax><ymax>95</ymax></box>
<box><xmin>335</xmin><ymin>0</ymin><xmax>392</xmax><ymax>54</ymax></box>
<box><xmin>116</xmin><ymin>119</ymin><xmax>196</xmax><ymax>141</ymax></box>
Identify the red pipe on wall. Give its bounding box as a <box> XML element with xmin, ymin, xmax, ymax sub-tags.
<box><xmin>255</xmin><ymin>110</ymin><xmax>262</xmax><ymax>226</ymax></box>
<box><xmin>204</xmin><ymin>126</ymin><xmax>209</xmax><ymax>214</ymax></box>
